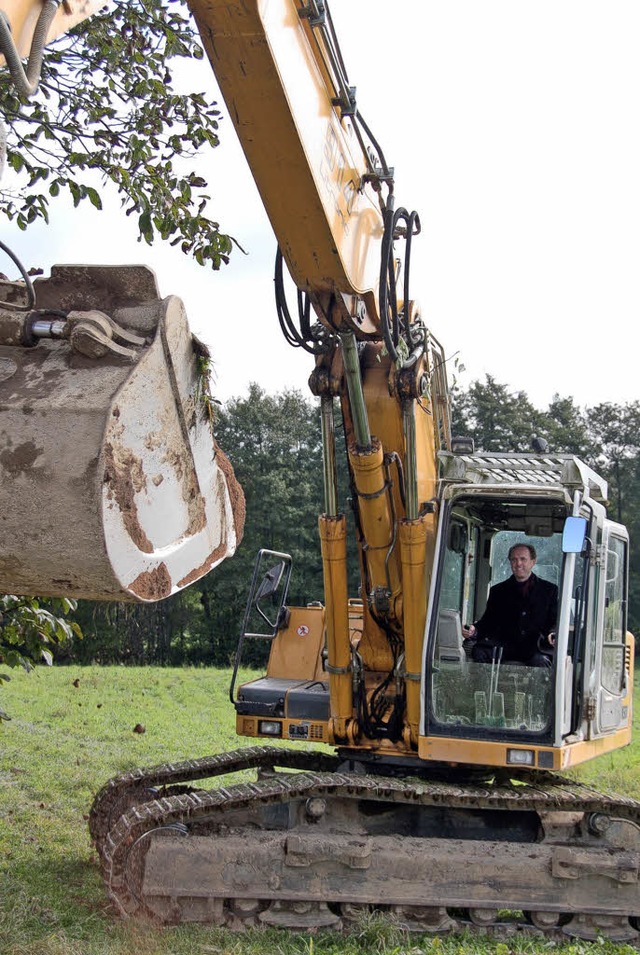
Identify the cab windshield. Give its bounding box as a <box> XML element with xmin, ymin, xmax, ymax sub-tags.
<box><xmin>428</xmin><ymin>497</ymin><xmax>565</xmax><ymax>737</ymax></box>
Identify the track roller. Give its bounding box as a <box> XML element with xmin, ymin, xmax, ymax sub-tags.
<box><xmin>562</xmin><ymin>913</ymin><xmax>639</xmax><ymax>942</ymax></box>
<box><xmin>391</xmin><ymin>906</ymin><xmax>456</xmax><ymax>932</ymax></box>
<box><xmin>259</xmin><ymin>901</ymin><xmax>341</xmax><ymax>930</ymax></box>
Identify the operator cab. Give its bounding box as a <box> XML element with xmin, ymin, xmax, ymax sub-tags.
<box><xmin>422</xmin><ymin>452</ymin><xmax>632</xmax><ymax>770</ymax></box>
<box><xmin>427</xmin><ymin>495</ymin><xmax>564</xmax><ymax>745</ymax></box>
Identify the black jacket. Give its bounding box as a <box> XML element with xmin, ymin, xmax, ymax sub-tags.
<box><xmin>474</xmin><ymin>573</ymin><xmax>558</xmax><ymax>663</ymax></box>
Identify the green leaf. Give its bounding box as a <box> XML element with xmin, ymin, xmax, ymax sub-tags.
<box><xmin>85</xmin><ymin>187</ymin><xmax>103</xmax><ymax>210</ymax></box>
<box><xmin>138</xmin><ymin>208</ymin><xmax>153</xmax><ymax>244</ymax></box>
<box><xmin>68</xmin><ymin>181</ymin><xmax>82</xmax><ymax>208</ymax></box>
<box><xmin>8</xmin><ymin>151</ymin><xmax>24</xmax><ymax>172</ymax></box>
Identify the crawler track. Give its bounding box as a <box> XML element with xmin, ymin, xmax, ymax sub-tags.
<box><xmin>90</xmin><ymin>747</ymin><xmax>640</xmax><ymax>942</ymax></box>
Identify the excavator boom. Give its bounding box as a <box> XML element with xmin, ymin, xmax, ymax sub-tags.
<box><xmin>189</xmin><ymin>0</ymin><xmax>387</xmax><ymax>336</ymax></box>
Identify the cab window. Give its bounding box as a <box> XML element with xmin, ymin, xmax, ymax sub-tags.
<box><xmin>601</xmin><ymin>535</ymin><xmax>628</xmax><ymax>695</ymax></box>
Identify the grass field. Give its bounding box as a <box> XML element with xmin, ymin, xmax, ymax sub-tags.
<box><xmin>1</xmin><ymin>664</ymin><xmax>640</xmax><ymax>955</ymax></box>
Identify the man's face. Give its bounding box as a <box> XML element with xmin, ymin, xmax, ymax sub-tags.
<box><xmin>509</xmin><ymin>546</ymin><xmax>535</xmax><ymax>581</ymax></box>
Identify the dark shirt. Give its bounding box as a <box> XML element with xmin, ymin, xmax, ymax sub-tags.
<box><xmin>474</xmin><ymin>572</ymin><xmax>558</xmax><ymax>664</ymax></box>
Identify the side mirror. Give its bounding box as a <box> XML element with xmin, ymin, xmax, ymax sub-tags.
<box><xmin>254</xmin><ymin>562</ymin><xmax>285</xmax><ymax>603</ymax></box>
<box><xmin>562</xmin><ymin>516</ymin><xmax>588</xmax><ymax>554</ymax></box>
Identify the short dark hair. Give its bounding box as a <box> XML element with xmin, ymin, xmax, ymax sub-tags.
<box><xmin>508</xmin><ymin>542</ymin><xmax>536</xmax><ymax>561</ymax></box>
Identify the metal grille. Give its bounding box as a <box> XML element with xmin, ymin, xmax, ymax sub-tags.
<box><xmin>439</xmin><ymin>452</ymin><xmax>607</xmax><ymax>500</ymax></box>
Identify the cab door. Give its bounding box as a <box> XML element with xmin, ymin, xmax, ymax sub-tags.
<box><xmin>595</xmin><ymin>525</ymin><xmax>631</xmax><ymax>734</ymax></box>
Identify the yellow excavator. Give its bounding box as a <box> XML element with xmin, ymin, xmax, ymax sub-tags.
<box><xmin>1</xmin><ymin>0</ymin><xmax>638</xmax><ymax>942</ymax></box>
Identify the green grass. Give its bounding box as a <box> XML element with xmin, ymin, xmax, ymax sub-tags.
<box><xmin>1</xmin><ymin>665</ymin><xmax>639</xmax><ymax>955</ymax></box>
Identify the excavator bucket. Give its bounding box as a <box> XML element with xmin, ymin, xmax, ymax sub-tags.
<box><xmin>0</xmin><ymin>265</ymin><xmax>244</xmax><ymax>602</ymax></box>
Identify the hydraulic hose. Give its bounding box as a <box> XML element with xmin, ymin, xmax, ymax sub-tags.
<box><xmin>0</xmin><ymin>0</ymin><xmax>60</xmax><ymax>98</ymax></box>
<box><xmin>0</xmin><ymin>239</ymin><xmax>35</xmax><ymax>310</ymax></box>
<box><xmin>378</xmin><ymin>204</ymin><xmax>422</xmax><ymax>364</ymax></box>
<box><xmin>274</xmin><ymin>247</ymin><xmax>327</xmax><ymax>354</ymax></box>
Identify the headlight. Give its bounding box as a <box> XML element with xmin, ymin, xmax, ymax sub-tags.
<box><xmin>507</xmin><ymin>748</ymin><xmax>535</xmax><ymax>766</ymax></box>
<box><xmin>258</xmin><ymin>720</ymin><xmax>282</xmax><ymax>737</ymax></box>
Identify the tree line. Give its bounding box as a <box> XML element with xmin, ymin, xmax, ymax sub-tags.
<box><xmin>65</xmin><ymin>379</ymin><xmax>640</xmax><ymax>666</ymax></box>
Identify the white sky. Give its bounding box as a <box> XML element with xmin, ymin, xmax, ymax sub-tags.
<box><xmin>4</xmin><ymin>1</ymin><xmax>640</xmax><ymax>409</ymax></box>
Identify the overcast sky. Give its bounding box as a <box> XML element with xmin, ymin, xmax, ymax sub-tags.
<box><xmin>5</xmin><ymin>1</ymin><xmax>640</xmax><ymax>409</ymax></box>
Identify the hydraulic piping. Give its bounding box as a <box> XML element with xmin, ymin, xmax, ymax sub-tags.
<box><xmin>0</xmin><ymin>0</ymin><xmax>61</xmax><ymax>97</ymax></box>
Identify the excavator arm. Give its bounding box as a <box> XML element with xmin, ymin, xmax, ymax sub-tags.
<box><xmin>0</xmin><ymin>0</ymin><xmax>443</xmax><ymax>613</ymax></box>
